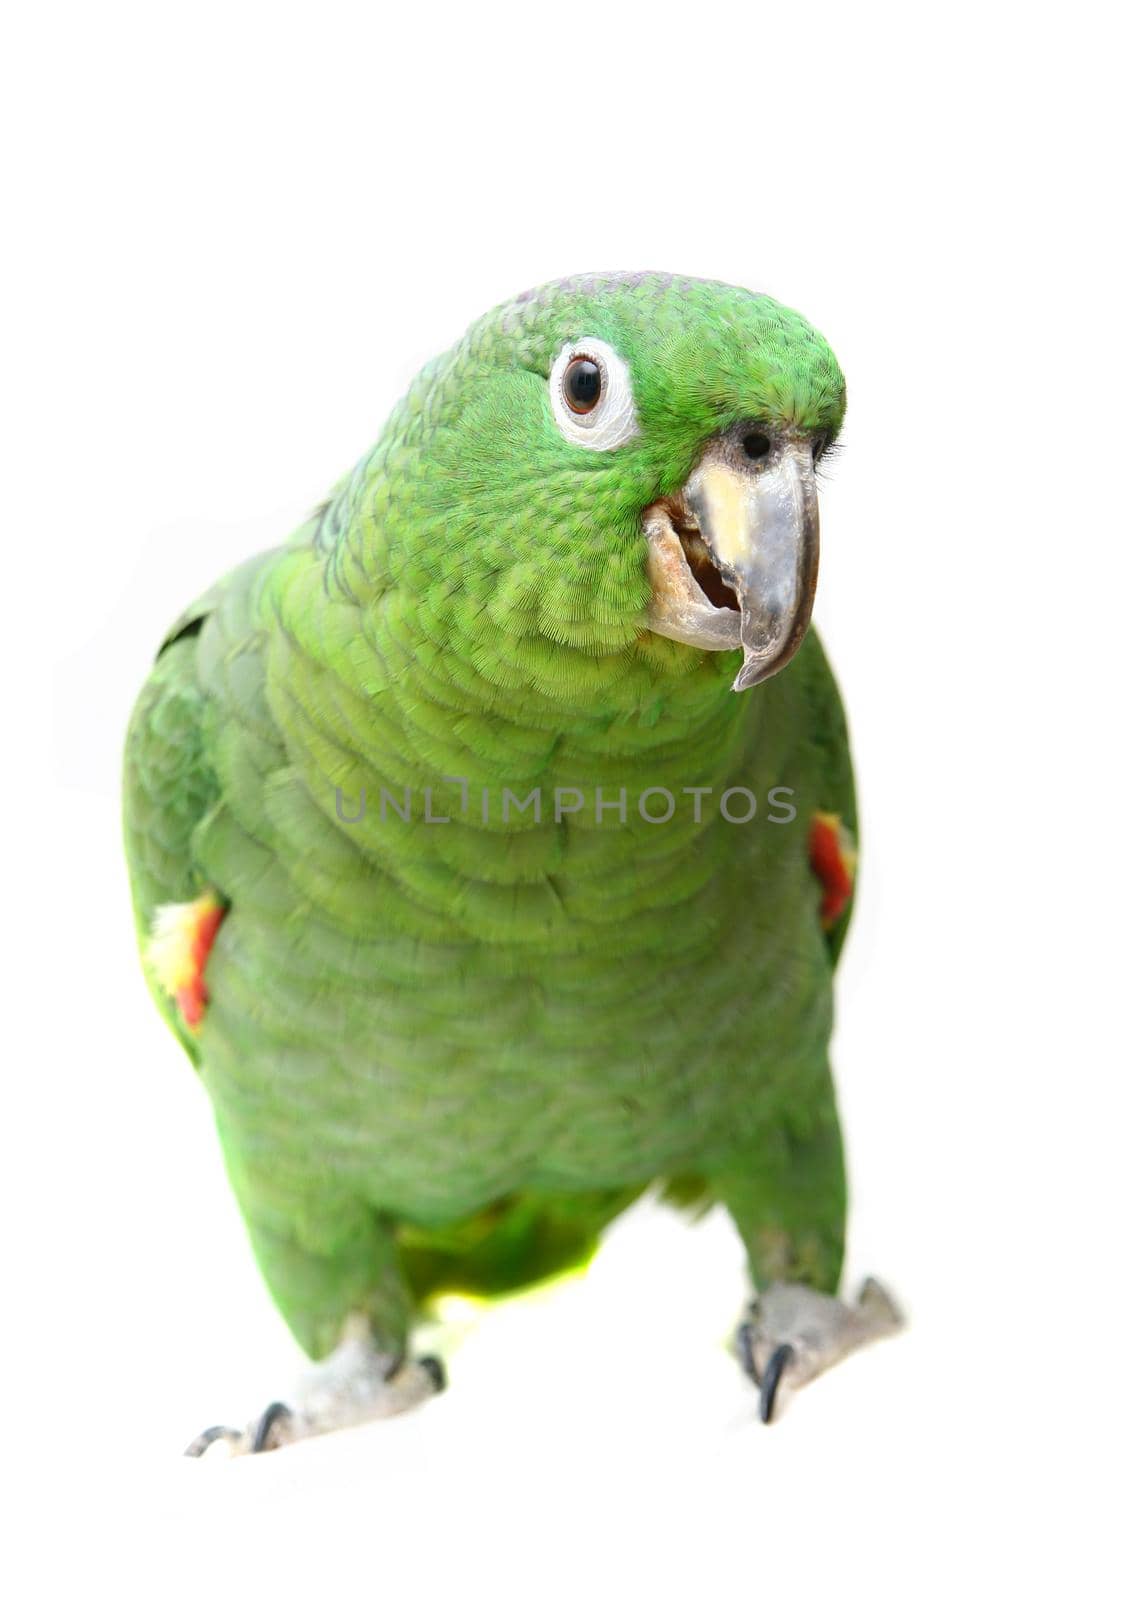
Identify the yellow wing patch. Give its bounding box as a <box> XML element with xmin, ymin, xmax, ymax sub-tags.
<box><xmin>147</xmin><ymin>891</ymin><xmax>226</xmax><ymax>1031</ymax></box>
<box><xmin>809</xmin><ymin>811</ymin><xmax>857</xmax><ymax>930</ymax></box>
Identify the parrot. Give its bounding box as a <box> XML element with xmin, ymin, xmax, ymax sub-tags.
<box><xmin>123</xmin><ymin>272</ymin><xmax>900</xmax><ymax>1454</ymax></box>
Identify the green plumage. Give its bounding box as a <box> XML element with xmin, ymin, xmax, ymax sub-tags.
<box><xmin>123</xmin><ymin>274</ymin><xmax>855</xmax><ymax>1362</ymax></box>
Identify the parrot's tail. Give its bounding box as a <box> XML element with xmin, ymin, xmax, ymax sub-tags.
<box><xmin>395</xmin><ymin>1186</ymin><xmax>643</xmax><ymax>1306</ymax></box>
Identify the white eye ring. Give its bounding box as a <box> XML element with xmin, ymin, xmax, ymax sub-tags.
<box><xmin>549</xmin><ymin>337</ymin><xmax>640</xmax><ymax>451</ymax></box>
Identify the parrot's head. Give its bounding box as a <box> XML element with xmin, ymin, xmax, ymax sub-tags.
<box><xmin>379</xmin><ymin>272</ymin><xmax>845</xmax><ymax>696</ymax></box>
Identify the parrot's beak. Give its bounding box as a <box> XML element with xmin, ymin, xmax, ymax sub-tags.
<box><xmin>642</xmin><ymin>431</ymin><xmax>820</xmax><ymax>692</ymax></box>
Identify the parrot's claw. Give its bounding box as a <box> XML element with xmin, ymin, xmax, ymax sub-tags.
<box><xmin>184</xmin><ymin>1400</ymin><xmax>303</xmax><ymax>1457</ymax></box>
<box><xmin>183</xmin><ymin>1423</ymin><xmax>243</xmax><ymax>1457</ymax></box>
<box><xmin>249</xmin><ymin>1400</ymin><xmax>294</xmax><ymax>1453</ymax></box>
<box><xmin>184</xmin><ymin>1330</ymin><xmax>446</xmax><ymax>1457</ymax></box>
<box><xmin>737</xmin><ymin>1277</ymin><xmax>902</xmax><ymax>1424</ymax></box>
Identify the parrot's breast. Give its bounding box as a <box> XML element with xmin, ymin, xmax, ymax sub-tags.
<box><xmin>192</xmin><ymin>602</ymin><xmax>837</xmax><ymax>1226</ymax></box>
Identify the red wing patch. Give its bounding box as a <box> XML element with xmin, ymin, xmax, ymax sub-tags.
<box><xmin>147</xmin><ymin>892</ymin><xmax>226</xmax><ymax>1031</ymax></box>
<box><xmin>809</xmin><ymin>812</ymin><xmax>857</xmax><ymax>930</ymax></box>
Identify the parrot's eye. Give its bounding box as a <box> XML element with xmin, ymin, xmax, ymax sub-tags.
<box><xmin>562</xmin><ymin>358</ymin><xmax>602</xmax><ymax>413</ymax></box>
<box><xmin>743</xmin><ymin>432</ymin><xmax>771</xmax><ymax>460</ymax></box>
<box><xmin>549</xmin><ymin>338</ymin><xmax>640</xmax><ymax>451</ymax></box>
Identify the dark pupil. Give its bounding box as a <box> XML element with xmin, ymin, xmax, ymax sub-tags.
<box><xmin>565</xmin><ymin>358</ymin><xmax>602</xmax><ymax>412</ymax></box>
<box><xmin>743</xmin><ymin>432</ymin><xmax>771</xmax><ymax>459</ymax></box>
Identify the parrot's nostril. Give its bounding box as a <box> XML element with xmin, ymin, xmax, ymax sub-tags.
<box><xmin>743</xmin><ymin>432</ymin><xmax>771</xmax><ymax>460</ymax></box>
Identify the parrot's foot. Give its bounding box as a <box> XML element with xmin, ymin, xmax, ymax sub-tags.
<box><xmin>736</xmin><ymin>1278</ymin><xmax>902</xmax><ymax>1424</ymax></box>
<box><xmin>184</xmin><ymin>1318</ymin><xmax>446</xmax><ymax>1458</ymax></box>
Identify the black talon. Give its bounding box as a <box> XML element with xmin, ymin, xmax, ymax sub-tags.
<box><xmin>417</xmin><ymin>1354</ymin><xmax>447</xmax><ymax>1393</ymax></box>
<box><xmin>735</xmin><ymin>1322</ymin><xmax>760</xmax><ymax>1386</ymax></box>
<box><xmin>250</xmin><ymin>1400</ymin><xmax>293</xmax><ymax>1453</ymax></box>
<box><xmin>184</xmin><ymin>1424</ymin><xmax>241</xmax><ymax>1458</ymax></box>
<box><xmin>759</xmin><ymin>1342</ymin><xmax>794</xmax><ymax>1425</ymax></box>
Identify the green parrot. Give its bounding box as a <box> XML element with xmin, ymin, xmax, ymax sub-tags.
<box><xmin>123</xmin><ymin>272</ymin><xmax>899</xmax><ymax>1452</ymax></box>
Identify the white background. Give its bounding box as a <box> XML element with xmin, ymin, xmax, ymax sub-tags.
<box><xmin>5</xmin><ymin>3</ymin><xmax>1120</xmax><ymax>1595</ymax></box>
